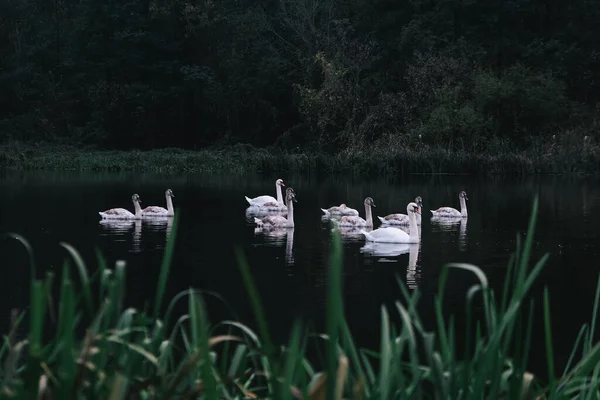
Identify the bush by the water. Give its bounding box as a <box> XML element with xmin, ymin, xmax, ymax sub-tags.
<box><xmin>2</xmin><ymin>0</ymin><xmax>600</xmax><ymax>163</ymax></box>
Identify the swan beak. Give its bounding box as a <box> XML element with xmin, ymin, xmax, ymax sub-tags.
<box><xmin>415</xmin><ymin>208</ymin><xmax>421</xmax><ymax>214</ymax></box>
<box><xmin>372</xmin><ymin>203</ymin><xmax>376</xmax><ymax>207</ymax></box>
<box><xmin>281</xmin><ymin>183</ymin><xmax>286</xmax><ymax>186</ymax></box>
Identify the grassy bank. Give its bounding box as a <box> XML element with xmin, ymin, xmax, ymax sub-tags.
<box><xmin>1</xmin><ymin>139</ymin><xmax>599</xmax><ymax>176</ymax></box>
<box><xmin>1</xmin><ymin>198</ymin><xmax>600</xmax><ymax>398</ymax></box>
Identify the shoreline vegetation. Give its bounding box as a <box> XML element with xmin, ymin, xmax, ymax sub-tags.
<box><xmin>1</xmin><ymin>198</ymin><xmax>600</xmax><ymax>398</ymax></box>
<box><xmin>0</xmin><ymin>140</ymin><xmax>599</xmax><ymax>176</ymax></box>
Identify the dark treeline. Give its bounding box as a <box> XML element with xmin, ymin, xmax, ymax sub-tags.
<box><xmin>1</xmin><ymin>0</ymin><xmax>600</xmax><ymax>153</ymax></box>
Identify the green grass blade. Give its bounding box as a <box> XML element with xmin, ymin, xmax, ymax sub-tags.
<box><xmin>587</xmin><ymin>273</ymin><xmax>600</xmax><ymax>351</ymax></box>
<box><xmin>326</xmin><ymin>223</ymin><xmax>344</xmax><ymax>400</ymax></box>
<box><xmin>60</xmin><ymin>241</ymin><xmax>94</xmax><ymax>317</ymax></box>
<box><xmin>543</xmin><ymin>287</ymin><xmax>556</xmax><ymax>394</ymax></box>
<box><xmin>153</xmin><ymin>211</ymin><xmax>179</xmax><ymax>318</ymax></box>
<box><xmin>23</xmin><ymin>280</ymin><xmax>44</xmax><ymax>399</ymax></box>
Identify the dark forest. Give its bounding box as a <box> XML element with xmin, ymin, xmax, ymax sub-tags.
<box><xmin>1</xmin><ymin>0</ymin><xmax>599</xmax><ymax>157</ymax></box>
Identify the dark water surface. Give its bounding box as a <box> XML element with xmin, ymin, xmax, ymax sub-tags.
<box><xmin>1</xmin><ymin>171</ymin><xmax>599</xmax><ymax>375</ymax></box>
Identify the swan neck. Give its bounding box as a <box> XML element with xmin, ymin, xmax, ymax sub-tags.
<box><xmin>276</xmin><ymin>184</ymin><xmax>283</xmax><ymax>203</ymax></box>
<box><xmin>409</xmin><ymin>211</ymin><xmax>419</xmax><ymax>240</ymax></box>
<box><xmin>365</xmin><ymin>203</ymin><xmax>373</xmax><ymax>226</ymax></box>
<box><xmin>460</xmin><ymin>197</ymin><xmax>467</xmax><ymax>216</ymax></box>
<box><xmin>133</xmin><ymin>199</ymin><xmax>142</xmax><ymax>216</ymax></box>
<box><xmin>166</xmin><ymin>195</ymin><xmax>174</xmax><ymax>214</ymax></box>
<box><xmin>287</xmin><ymin>198</ymin><xmax>294</xmax><ymax>226</ymax></box>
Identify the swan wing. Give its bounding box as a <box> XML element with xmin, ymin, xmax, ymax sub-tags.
<box><xmin>379</xmin><ymin>213</ymin><xmax>409</xmax><ymax>225</ymax></box>
<box><xmin>99</xmin><ymin>208</ymin><xmax>134</xmax><ymax>219</ymax></box>
<box><xmin>339</xmin><ymin>216</ymin><xmax>366</xmax><ymax>227</ymax></box>
<box><xmin>246</xmin><ymin>195</ymin><xmax>278</xmax><ymax>205</ymax></box>
<box><xmin>431</xmin><ymin>207</ymin><xmax>461</xmax><ymax>217</ymax></box>
<box><xmin>341</xmin><ymin>207</ymin><xmax>359</xmax><ymax>216</ymax></box>
<box><xmin>363</xmin><ymin>227</ymin><xmax>410</xmax><ymax>243</ymax></box>
<box><xmin>142</xmin><ymin>206</ymin><xmax>169</xmax><ymax>217</ymax></box>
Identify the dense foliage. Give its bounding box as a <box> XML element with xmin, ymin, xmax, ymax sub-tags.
<box><xmin>1</xmin><ymin>0</ymin><xmax>599</xmax><ymax>153</ymax></box>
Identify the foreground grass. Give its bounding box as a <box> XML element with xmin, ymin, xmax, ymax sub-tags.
<box><xmin>1</xmin><ymin>139</ymin><xmax>599</xmax><ymax>175</ymax></box>
<box><xmin>1</xmin><ymin>198</ymin><xmax>600</xmax><ymax>398</ymax></box>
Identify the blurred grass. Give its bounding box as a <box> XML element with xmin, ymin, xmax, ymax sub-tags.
<box><xmin>1</xmin><ymin>140</ymin><xmax>600</xmax><ymax>176</ymax></box>
<box><xmin>0</xmin><ymin>197</ymin><xmax>599</xmax><ymax>398</ymax></box>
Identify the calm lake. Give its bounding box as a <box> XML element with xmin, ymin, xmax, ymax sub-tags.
<box><xmin>1</xmin><ymin>170</ymin><xmax>599</xmax><ymax>375</ymax></box>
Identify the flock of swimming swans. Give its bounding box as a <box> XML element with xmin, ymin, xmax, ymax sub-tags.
<box><xmin>96</xmin><ymin>179</ymin><xmax>468</xmax><ymax>268</ymax></box>
<box><xmin>96</xmin><ymin>179</ymin><xmax>468</xmax><ymax>288</ymax></box>
<box><xmin>244</xmin><ymin>178</ymin><xmax>468</xmax><ymax>244</ymax></box>
<box><xmin>99</xmin><ymin>189</ymin><xmax>175</xmax><ymax>219</ymax></box>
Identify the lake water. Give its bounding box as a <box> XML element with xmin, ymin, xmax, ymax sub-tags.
<box><xmin>1</xmin><ymin>170</ymin><xmax>599</xmax><ymax>376</ymax></box>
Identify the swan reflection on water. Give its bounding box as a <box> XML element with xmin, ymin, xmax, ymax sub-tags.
<box><xmin>253</xmin><ymin>226</ymin><xmax>295</xmax><ymax>267</ymax></box>
<box><xmin>430</xmin><ymin>216</ymin><xmax>468</xmax><ymax>251</ymax></box>
<box><xmin>99</xmin><ymin>219</ymin><xmax>142</xmax><ymax>252</ymax></box>
<box><xmin>361</xmin><ymin>242</ymin><xmax>411</xmax><ymax>258</ymax></box>
<box><xmin>405</xmin><ymin>243</ymin><xmax>421</xmax><ymax>290</ymax></box>
<box><xmin>143</xmin><ymin>217</ymin><xmax>174</xmax><ymax>236</ymax></box>
<box><xmin>99</xmin><ymin>217</ymin><xmax>174</xmax><ymax>252</ymax></box>
<box><xmin>361</xmin><ymin>242</ymin><xmax>422</xmax><ymax>290</ymax></box>
<box><xmin>99</xmin><ymin>219</ymin><xmax>136</xmax><ymax>237</ymax></box>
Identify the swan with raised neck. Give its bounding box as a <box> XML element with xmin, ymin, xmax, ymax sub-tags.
<box><xmin>361</xmin><ymin>202</ymin><xmax>421</xmax><ymax>243</ymax></box>
<box><xmin>99</xmin><ymin>194</ymin><xmax>143</xmax><ymax>220</ymax></box>
<box><xmin>430</xmin><ymin>191</ymin><xmax>468</xmax><ymax>218</ymax></box>
<box><xmin>337</xmin><ymin>197</ymin><xmax>375</xmax><ymax>228</ymax></box>
<box><xmin>142</xmin><ymin>189</ymin><xmax>175</xmax><ymax>217</ymax></box>
<box><xmin>378</xmin><ymin>196</ymin><xmax>423</xmax><ymax>226</ymax></box>
<box><xmin>254</xmin><ymin>187</ymin><xmax>297</xmax><ymax>228</ymax></box>
<box><xmin>245</xmin><ymin>178</ymin><xmax>286</xmax><ymax>207</ymax></box>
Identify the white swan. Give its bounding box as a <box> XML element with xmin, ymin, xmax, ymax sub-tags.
<box><xmin>245</xmin><ymin>179</ymin><xmax>285</xmax><ymax>207</ymax></box>
<box><xmin>430</xmin><ymin>191</ymin><xmax>468</xmax><ymax>218</ymax></box>
<box><xmin>321</xmin><ymin>203</ymin><xmax>359</xmax><ymax>217</ymax></box>
<box><xmin>99</xmin><ymin>194</ymin><xmax>143</xmax><ymax>220</ymax></box>
<box><xmin>361</xmin><ymin>202</ymin><xmax>421</xmax><ymax>243</ymax></box>
<box><xmin>142</xmin><ymin>189</ymin><xmax>175</xmax><ymax>217</ymax></box>
<box><xmin>260</xmin><ymin>198</ymin><xmax>288</xmax><ymax>212</ymax></box>
<box><xmin>254</xmin><ymin>188</ymin><xmax>296</xmax><ymax>228</ymax></box>
<box><xmin>377</xmin><ymin>196</ymin><xmax>423</xmax><ymax>226</ymax></box>
<box><xmin>336</xmin><ymin>197</ymin><xmax>375</xmax><ymax>228</ymax></box>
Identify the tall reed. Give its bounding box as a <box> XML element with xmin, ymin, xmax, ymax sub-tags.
<box><xmin>0</xmin><ymin>196</ymin><xmax>599</xmax><ymax>398</ymax></box>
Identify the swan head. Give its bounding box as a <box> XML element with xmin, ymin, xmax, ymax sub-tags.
<box><xmin>286</xmin><ymin>187</ymin><xmax>297</xmax><ymax>203</ymax></box>
<box><xmin>276</xmin><ymin>179</ymin><xmax>285</xmax><ymax>187</ymax></box>
<box><xmin>364</xmin><ymin>197</ymin><xmax>376</xmax><ymax>207</ymax></box>
<box><xmin>406</xmin><ymin>202</ymin><xmax>420</xmax><ymax>215</ymax></box>
<box><xmin>165</xmin><ymin>189</ymin><xmax>174</xmax><ymax>198</ymax></box>
<box><xmin>459</xmin><ymin>191</ymin><xmax>468</xmax><ymax>201</ymax></box>
<box><xmin>132</xmin><ymin>194</ymin><xmax>141</xmax><ymax>203</ymax></box>
<box><xmin>415</xmin><ymin>196</ymin><xmax>423</xmax><ymax>208</ymax></box>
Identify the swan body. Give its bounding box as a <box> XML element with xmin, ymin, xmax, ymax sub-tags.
<box><xmin>361</xmin><ymin>202</ymin><xmax>421</xmax><ymax>243</ymax></box>
<box><xmin>321</xmin><ymin>203</ymin><xmax>359</xmax><ymax>217</ymax></box>
<box><xmin>378</xmin><ymin>196</ymin><xmax>423</xmax><ymax>226</ymax></box>
<box><xmin>245</xmin><ymin>179</ymin><xmax>285</xmax><ymax>207</ymax></box>
<box><xmin>261</xmin><ymin>200</ymin><xmax>288</xmax><ymax>212</ymax></box>
<box><xmin>337</xmin><ymin>197</ymin><xmax>375</xmax><ymax>227</ymax></box>
<box><xmin>254</xmin><ymin>188</ymin><xmax>296</xmax><ymax>228</ymax></box>
<box><xmin>430</xmin><ymin>191</ymin><xmax>468</xmax><ymax>218</ymax></box>
<box><xmin>99</xmin><ymin>194</ymin><xmax>143</xmax><ymax>220</ymax></box>
<box><xmin>142</xmin><ymin>189</ymin><xmax>175</xmax><ymax>217</ymax></box>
